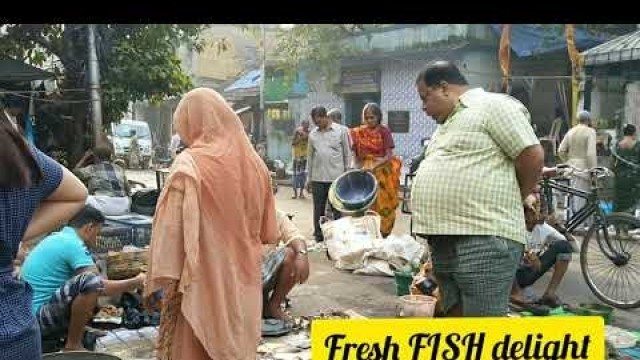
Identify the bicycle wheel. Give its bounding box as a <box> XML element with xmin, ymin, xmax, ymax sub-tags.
<box><xmin>581</xmin><ymin>212</ymin><xmax>640</xmax><ymax>309</ymax></box>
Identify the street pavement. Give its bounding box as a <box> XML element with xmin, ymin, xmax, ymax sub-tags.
<box><xmin>127</xmin><ymin>169</ymin><xmax>639</xmax><ymax>329</ymax></box>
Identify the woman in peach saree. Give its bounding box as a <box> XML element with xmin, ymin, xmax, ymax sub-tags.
<box><xmin>144</xmin><ymin>88</ymin><xmax>279</xmax><ymax>360</ymax></box>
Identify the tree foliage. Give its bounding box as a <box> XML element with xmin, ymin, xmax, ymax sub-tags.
<box><xmin>268</xmin><ymin>24</ymin><xmax>388</xmax><ymax>85</ymax></box>
<box><xmin>0</xmin><ymin>24</ymin><xmax>205</xmax><ymax>162</ymax></box>
<box><xmin>97</xmin><ymin>25</ymin><xmax>204</xmax><ymax>125</ymax></box>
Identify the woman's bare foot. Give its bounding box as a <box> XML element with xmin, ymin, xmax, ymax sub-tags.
<box><xmin>510</xmin><ymin>291</ymin><xmax>531</xmax><ymax>306</ymax></box>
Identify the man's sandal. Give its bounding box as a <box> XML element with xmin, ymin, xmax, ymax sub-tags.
<box><xmin>262</xmin><ymin>318</ymin><xmax>293</xmax><ymax>337</ymax></box>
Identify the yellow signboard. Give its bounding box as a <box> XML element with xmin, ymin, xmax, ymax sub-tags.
<box><xmin>312</xmin><ymin>317</ymin><xmax>604</xmax><ymax>360</ymax></box>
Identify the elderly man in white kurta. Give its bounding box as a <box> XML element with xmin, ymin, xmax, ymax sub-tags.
<box><xmin>557</xmin><ymin>110</ymin><xmax>597</xmax><ymax>216</ymax></box>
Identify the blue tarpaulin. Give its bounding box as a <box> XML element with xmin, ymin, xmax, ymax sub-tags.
<box><xmin>224</xmin><ymin>69</ymin><xmax>311</xmax><ymax>97</ymax></box>
<box><xmin>224</xmin><ymin>69</ymin><xmax>261</xmax><ymax>92</ymax></box>
<box><xmin>491</xmin><ymin>24</ymin><xmax>610</xmax><ymax>57</ymax></box>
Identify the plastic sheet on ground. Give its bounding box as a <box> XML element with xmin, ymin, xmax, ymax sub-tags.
<box><xmin>322</xmin><ymin>214</ymin><xmax>427</xmax><ymax>275</ymax></box>
<box><xmin>258</xmin><ymin>333</ymin><xmax>311</xmax><ymax>360</ymax></box>
<box><xmin>257</xmin><ymin>309</ymin><xmax>366</xmax><ymax>360</ymax></box>
<box><xmin>353</xmin><ymin>234</ymin><xmax>426</xmax><ymax>277</ymax></box>
<box><xmin>94</xmin><ymin>326</ymin><xmax>158</xmax><ymax>360</ymax></box>
<box><xmin>606</xmin><ymin>325</ymin><xmax>640</xmax><ymax>349</ymax></box>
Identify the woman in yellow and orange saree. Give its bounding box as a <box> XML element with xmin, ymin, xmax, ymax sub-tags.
<box><xmin>350</xmin><ymin>103</ymin><xmax>402</xmax><ymax>237</ymax></box>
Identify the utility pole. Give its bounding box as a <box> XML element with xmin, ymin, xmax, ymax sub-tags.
<box><xmin>259</xmin><ymin>24</ymin><xmax>266</xmax><ymax>142</ymax></box>
<box><xmin>87</xmin><ymin>24</ymin><xmax>103</xmax><ymax>147</ymax></box>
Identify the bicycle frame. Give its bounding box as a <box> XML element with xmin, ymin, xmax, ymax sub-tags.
<box><xmin>540</xmin><ymin>177</ymin><xmax>606</xmax><ymax>233</ymax></box>
<box><xmin>541</xmin><ymin>176</ymin><xmax>628</xmax><ymax>264</ymax></box>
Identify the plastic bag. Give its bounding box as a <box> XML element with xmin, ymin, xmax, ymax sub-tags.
<box><xmin>354</xmin><ymin>235</ymin><xmax>426</xmax><ymax>277</ymax></box>
<box><xmin>321</xmin><ymin>211</ymin><xmax>383</xmax><ymax>271</ymax></box>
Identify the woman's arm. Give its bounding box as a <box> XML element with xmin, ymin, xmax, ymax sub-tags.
<box><xmin>370</xmin><ymin>127</ymin><xmax>394</xmax><ymax>169</ymax></box>
<box><xmin>372</xmin><ymin>148</ymin><xmax>393</xmax><ymax>168</ymax></box>
<box><xmin>22</xmin><ymin>166</ymin><xmax>88</xmax><ymax>242</ymax></box>
<box><xmin>102</xmin><ymin>273</ymin><xmax>146</xmax><ymax>297</ymax></box>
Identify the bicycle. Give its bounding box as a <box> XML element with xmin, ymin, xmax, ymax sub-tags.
<box><xmin>539</xmin><ymin>164</ymin><xmax>640</xmax><ymax>309</ymax></box>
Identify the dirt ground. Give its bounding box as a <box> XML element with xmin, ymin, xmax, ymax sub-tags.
<box><xmin>276</xmin><ymin>185</ymin><xmax>409</xmax><ymax>318</ymax></box>
<box><xmin>126</xmin><ymin>170</ymin><xmax>639</xmax><ymax>328</ymax></box>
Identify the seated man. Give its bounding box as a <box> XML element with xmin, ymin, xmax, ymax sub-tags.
<box><xmin>511</xmin><ymin>195</ymin><xmax>573</xmax><ymax>308</ymax></box>
<box><xmin>21</xmin><ymin>206</ymin><xmax>146</xmax><ymax>351</ymax></box>
<box><xmin>74</xmin><ymin>145</ymin><xmax>131</xmax><ymax>216</ymax></box>
<box><xmin>262</xmin><ymin>210</ymin><xmax>310</xmax><ymax>320</ymax></box>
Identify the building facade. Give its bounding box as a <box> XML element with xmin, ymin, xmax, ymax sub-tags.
<box><xmin>285</xmin><ymin>25</ymin><xmax>502</xmax><ymax>177</ymax></box>
<box><xmin>282</xmin><ymin>24</ymin><xmax>607</xmax><ymax>174</ymax></box>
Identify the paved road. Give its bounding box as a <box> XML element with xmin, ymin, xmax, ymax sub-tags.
<box><xmin>127</xmin><ymin>170</ymin><xmax>639</xmax><ymax>328</ymax></box>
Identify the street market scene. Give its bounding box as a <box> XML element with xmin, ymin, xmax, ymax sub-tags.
<box><xmin>1</xmin><ymin>24</ymin><xmax>640</xmax><ymax>360</ymax></box>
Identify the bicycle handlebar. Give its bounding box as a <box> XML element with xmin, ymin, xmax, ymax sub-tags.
<box><xmin>545</xmin><ymin>164</ymin><xmax>613</xmax><ymax>179</ymax></box>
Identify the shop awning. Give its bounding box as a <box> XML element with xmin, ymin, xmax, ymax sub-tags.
<box><xmin>224</xmin><ymin>69</ymin><xmax>295</xmax><ymax>103</ymax></box>
<box><xmin>234</xmin><ymin>106</ymin><xmax>252</xmax><ymax>115</ymax></box>
<box><xmin>224</xmin><ymin>69</ymin><xmax>261</xmax><ymax>93</ymax></box>
<box><xmin>0</xmin><ymin>57</ymin><xmax>55</xmax><ymax>83</ymax></box>
<box><xmin>582</xmin><ymin>30</ymin><xmax>640</xmax><ymax>66</ymax></box>
<box><xmin>491</xmin><ymin>24</ymin><xmax>609</xmax><ymax>57</ymax></box>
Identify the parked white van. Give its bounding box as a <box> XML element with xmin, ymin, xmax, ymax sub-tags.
<box><xmin>111</xmin><ymin>120</ymin><xmax>153</xmax><ymax>169</ymax></box>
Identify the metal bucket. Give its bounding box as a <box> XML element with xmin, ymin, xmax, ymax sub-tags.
<box><xmin>333</xmin><ymin>170</ymin><xmax>378</xmax><ymax>211</ymax></box>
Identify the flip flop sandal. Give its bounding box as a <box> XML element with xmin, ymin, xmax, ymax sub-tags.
<box><xmin>510</xmin><ymin>299</ymin><xmax>551</xmax><ymax>316</ymax></box>
<box><xmin>262</xmin><ymin>318</ymin><xmax>292</xmax><ymax>337</ymax></box>
<box><xmin>537</xmin><ymin>295</ymin><xmax>563</xmax><ymax>308</ymax></box>
<box><xmin>510</xmin><ymin>303</ymin><xmax>551</xmax><ymax>316</ymax></box>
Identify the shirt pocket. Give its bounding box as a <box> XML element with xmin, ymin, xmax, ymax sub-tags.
<box><xmin>444</xmin><ymin>130</ymin><xmax>492</xmax><ymax>153</ymax></box>
<box><xmin>327</xmin><ymin>133</ymin><xmax>343</xmax><ymax>156</ymax></box>
<box><xmin>329</xmin><ymin>144</ymin><xmax>342</xmax><ymax>158</ymax></box>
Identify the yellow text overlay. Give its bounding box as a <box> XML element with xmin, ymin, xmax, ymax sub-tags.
<box><xmin>311</xmin><ymin>317</ymin><xmax>604</xmax><ymax>360</ymax></box>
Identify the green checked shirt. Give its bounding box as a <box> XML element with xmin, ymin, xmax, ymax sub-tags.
<box><xmin>411</xmin><ymin>88</ymin><xmax>540</xmax><ymax>244</ymax></box>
